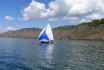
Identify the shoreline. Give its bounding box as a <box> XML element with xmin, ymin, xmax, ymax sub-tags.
<box><xmin>0</xmin><ymin>37</ymin><xmax>104</xmax><ymax>41</ymax></box>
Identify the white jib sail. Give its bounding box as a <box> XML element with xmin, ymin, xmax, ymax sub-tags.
<box><xmin>38</xmin><ymin>27</ymin><xmax>48</xmax><ymax>41</ymax></box>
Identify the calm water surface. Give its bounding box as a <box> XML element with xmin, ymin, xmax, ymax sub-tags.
<box><xmin>0</xmin><ymin>38</ymin><xmax>104</xmax><ymax>70</ymax></box>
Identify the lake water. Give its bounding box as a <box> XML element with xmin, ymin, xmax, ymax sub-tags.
<box><xmin>0</xmin><ymin>38</ymin><xmax>104</xmax><ymax>70</ymax></box>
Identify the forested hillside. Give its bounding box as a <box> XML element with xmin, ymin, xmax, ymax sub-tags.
<box><xmin>53</xmin><ymin>18</ymin><xmax>104</xmax><ymax>40</ymax></box>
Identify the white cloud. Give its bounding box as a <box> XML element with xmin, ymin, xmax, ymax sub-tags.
<box><xmin>5</xmin><ymin>16</ymin><xmax>14</xmax><ymax>20</ymax></box>
<box><xmin>18</xmin><ymin>0</ymin><xmax>48</xmax><ymax>21</ymax></box>
<box><xmin>0</xmin><ymin>26</ymin><xmax>16</xmax><ymax>33</ymax></box>
<box><xmin>48</xmin><ymin>0</ymin><xmax>104</xmax><ymax>23</ymax></box>
<box><xmin>6</xmin><ymin>26</ymin><xmax>16</xmax><ymax>31</ymax></box>
<box><xmin>80</xmin><ymin>19</ymin><xmax>90</xmax><ymax>23</ymax></box>
<box><xmin>80</xmin><ymin>13</ymin><xmax>104</xmax><ymax>23</ymax></box>
<box><xmin>63</xmin><ymin>16</ymin><xmax>78</xmax><ymax>21</ymax></box>
<box><xmin>49</xmin><ymin>18</ymin><xmax>58</xmax><ymax>21</ymax></box>
<box><xmin>49</xmin><ymin>0</ymin><xmax>104</xmax><ymax>17</ymax></box>
<box><xmin>49</xmin><ymin>0</ymin><xmax>70</xmax><ymax>17</ymax></box>
<box><xmin>63</xmin><ymin>16</ymin><xmax>79</xmax><ymax>24</ymax></box>
<box><xmin>19</xmin><ymin>0</ymin><xmax>104</xmax><ymax>24</ymax></box>
<box><xmin>86</xmin><ymin>13</ymin><xmax>103</xmax><ymax>20</ymax></box>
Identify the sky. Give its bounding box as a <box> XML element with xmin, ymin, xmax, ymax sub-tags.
<box><xmin>0</xmin><ymin>0</ymin><xmax>104</xmax><ymax>33</ymax></box>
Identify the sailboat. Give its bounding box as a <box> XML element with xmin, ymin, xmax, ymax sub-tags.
<box><xmin>38</xmin><ymin>23</ymin><xmax>54</xmax><ymax>44</ymax></box>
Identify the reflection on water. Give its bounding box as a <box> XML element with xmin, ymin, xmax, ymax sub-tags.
<box><xmin>38</xmin><ymin>44</ymin><xmax>54</xmax><ymax>70</ymax></box>
<box><xmin>0</xmin><ymin>38</ymin><xmax>104</xmax><ymax>70</ymax></box>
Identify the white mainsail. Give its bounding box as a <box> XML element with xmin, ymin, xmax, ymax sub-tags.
<box><xmin>46</xmin><ymin>24</ymin><xmax>54</xmax><ymax>40</ymax></box>
<box><xmin>38</xmin><ymin>23</ymin><xmax>54</xmax><ymax>42</ymax></box>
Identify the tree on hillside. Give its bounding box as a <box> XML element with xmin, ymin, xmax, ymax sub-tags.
<box><xmin>87</xmin><ymin>18</ymin><xmax>104</xmax><ymax>27</ymax></box>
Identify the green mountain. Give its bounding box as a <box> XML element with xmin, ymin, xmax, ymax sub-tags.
<box><xmin>0</xmin><ymin>18</ymin><xmax>104</xmax><ymax>40</ymax></box>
